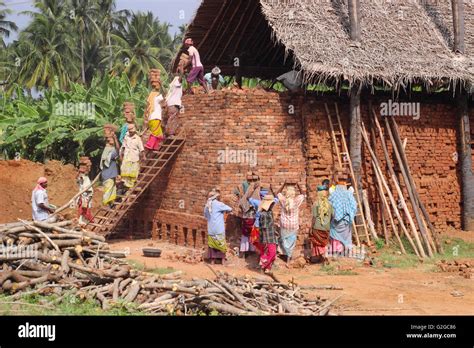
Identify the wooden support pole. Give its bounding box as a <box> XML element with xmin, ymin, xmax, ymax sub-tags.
<box><xmin>451</xmin><ymin>0</ymin><xmax>465</xmax><ymax>54</ymax></box>
<box><xmin>349</xmin><ymin>87</ymin><xmax>363</xmax><ymax>197</ymax></box>
<box><xmin>457</xmin><ymin>93</ymin><xmax>474</xmax><ymax>230</ymax></box>
<box><xmin>348</xmin><ymin>0</ymin><xmax>361</xmax><ymax>41</ymax></box>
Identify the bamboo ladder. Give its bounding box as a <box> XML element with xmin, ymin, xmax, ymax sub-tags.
<box><xmin>86</xmin><ymin>133</ymin><xmax>186</xmax><ymax>236</ymax></box>
<box><xmin>324</xmin><ymin>103</ymin><xmax>372</xmax><ymax>246</ymax></box>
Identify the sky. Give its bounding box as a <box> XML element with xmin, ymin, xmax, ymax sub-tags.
<box><xmin>3</xmin><ymin>0</ymin><xmax>202</xmax><ymax>44</ymax></box>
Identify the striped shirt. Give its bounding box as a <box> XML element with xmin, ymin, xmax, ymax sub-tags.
<box><xmin>277</xmin><ymin>193</ymin><xmax>305</xmax><ymax>231</ymax></box>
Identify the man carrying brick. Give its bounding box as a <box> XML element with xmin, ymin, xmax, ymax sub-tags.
<box><xmin>183</xmin><ymin>38</ymin><xmax>208</xmax><ymax>94</ymax></box>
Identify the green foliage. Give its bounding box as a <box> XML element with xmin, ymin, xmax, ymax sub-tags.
<box><xmin>374</xmin><ymin>236</ymin><xmax>474</xmax><ymax>269</ymax></box>
<box><xmin>0</xmin><ymin>74</ymin><xmax>149</xmax><ymax>164</ymax></box>
<box><xmin>0</xmin><ymin>1</ymin><xmax>18</xmax><ymax>48</ymax></box>
<box><xmin>3</xmin><ymin>0</ymin><xmax>179</xmax><ymax>90</ymax></box>
<box><xmin>125</xmin><ymin>259</ymin><xmax>176</xmax><ymax>275</ymax></box>
<box><xmin>0</xmin><ymin>292</ymin><xmax>141</xmax><ymax>315</ymax></box>
<box><xmin>375</xmin><ymin>238</ymin><xmax>385</xmax><ymax>250</ymax></box>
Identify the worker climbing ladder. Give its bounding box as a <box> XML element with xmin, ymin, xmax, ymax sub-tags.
<box><xmin>324</xmin><ymin>103</ymin><xmax>372</xmax><ymax>246</ymax></box>
<box><xmin>86</xmin><ymin>133</ymin><xmax>186</xmax><ymax>236</ymax></box>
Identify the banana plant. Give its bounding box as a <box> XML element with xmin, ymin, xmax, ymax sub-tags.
<box><xmin>0</xmin><ymin>74</ymin><xmax>149</xmax><ymax>164</ymax></box>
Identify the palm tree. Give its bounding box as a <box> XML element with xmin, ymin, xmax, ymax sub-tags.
<box><xmin>16</xmin><ymin>1</ymin><xmax>79</xmax><ymax>89</ymax></box>
<box><xmin>69</xmin><ymin>0</ymin><xmax>102</xmax><ymax>84</ymax></box>
<box><xmin>97</xmin><ymin>0</ymin><xmax>130</xmax><ymax>71</ymax></box>
<box><xmin>109</xmin><ymin>12</ymin><xmax>174</xmax><ymax>85</ymax></box>
<box><xmin>0</xmin><ymin>1</ymin><xmax>18</xmax><ymax>47</ymax></box>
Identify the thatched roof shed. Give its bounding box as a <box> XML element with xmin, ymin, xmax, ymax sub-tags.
<box><xmin>177</xmin><ymin>0</ymin><xmax>473</xmax><ymax>93</ymax></box>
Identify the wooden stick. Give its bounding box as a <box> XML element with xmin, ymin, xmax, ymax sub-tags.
<box><xmin>18</xmin><ymin>219</ymin><xmax>60</xmax><ymax>253</ymax></box>
<box><xmin>389</xmin><ymin>117</ymin><xmax>443</xmax><ymax>253</ymax></box>
<box><xmin>382</xmin><ymin>116</ymin><xmax>433</xmax><ymax>257</ymax></box>
<box><xmin>33</xmin><ymin>221</ymin><xmax>105</xmax><ymax>242</ymax></box>
<box><xmin>360</xmin><ymin>125</ymin><xmax>417</xmax><ymax>256</ymax></box>
<box><xmin>51</xmin><ymin>173</ymin><xmax>100</xmax><ymax>217</ymax></box>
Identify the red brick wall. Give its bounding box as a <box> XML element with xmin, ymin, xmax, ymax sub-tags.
<box><xmin>122</xmin><ymin>89</ymin><xmax>472</xmax><ymax>250</ymax></box>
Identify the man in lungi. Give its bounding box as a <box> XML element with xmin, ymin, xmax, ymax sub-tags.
<box><xmin>204</xmin><ymin>188</ymin><xmax>232</xmax><ymax>265</ymax></box>
<box><xmin>183</xmin><ymin>38</ymin><xmax>208</xmax><ymax>94</ymax></box>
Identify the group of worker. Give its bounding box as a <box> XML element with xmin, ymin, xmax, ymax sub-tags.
<box><xmin>29</xmin><ymin>37</ymin><xmax>228</xmax><ymax>226</ymax></box>
<box><xmin>30</xmin><ymin>37</ymin><xmax>356</xmax><ymax>273</ymax></box>
<box><xmin>203</xmin><ymin>171</ymin><xmax>358</xmax><ymax>273</ymax></box>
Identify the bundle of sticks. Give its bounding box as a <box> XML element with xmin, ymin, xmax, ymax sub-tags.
<box><xmin>0</xmin><ymin>219</ymin><xmax>337</xmax><ymax>315</ymax></box>
<box><xmin>362</xmin><ymin>109</ymin><xmax>443</xmax><ymax>258</ymax></box>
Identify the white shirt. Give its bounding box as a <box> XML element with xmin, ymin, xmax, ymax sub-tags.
<box><xmin>166</xmin><ymin>77</ymin><xmax>182</xmax><ymax>107</ymax></box>
<box><xmin>188</xmin><ymin>46</ymin><xmax>203</xmax><ymax>68</ymax></box>
<box><xmin>121</xmin><ymin>134</ymin><xmax>144</xmax><ymax>162</ymax></box>
<box><xmin>32</xmin><ymin>189</ymin><xmax>50</xmax><ymax>221</ymax></box>
<box><xmin>149</xmin><ymin>94</ymin><xmax>164</xmax><ymax>121</ymax></box>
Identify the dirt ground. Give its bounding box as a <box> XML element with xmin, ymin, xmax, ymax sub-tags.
<box><xmin>111</xmin><ymin>236</ymin><xmax>474</xmax><ymax>316</ymax></box>
<box><xmin>0</xmin><ymin>159</ymin><xmax>102</xmax><ymax>223</ymax></box>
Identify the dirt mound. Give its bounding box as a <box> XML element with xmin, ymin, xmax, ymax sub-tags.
<box><xmin>0</xmin><ymin>159</ymin><xmax>102</xmax><ymax>223</ymax></box>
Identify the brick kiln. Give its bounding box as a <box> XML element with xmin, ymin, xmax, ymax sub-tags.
<box><xmin>117</xmin><ymin>88</ymin><xmax>473</xmax><ymax>254</ymax></box>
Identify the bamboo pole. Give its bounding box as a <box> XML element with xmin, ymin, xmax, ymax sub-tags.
<box><xmin>372</xmin><ymin>164</ymin><xmax>405</xmax><ymax>253</ymax></box>
<box><xmin>389</xmin><ymin>118</ymin><xmax>443</xmax><ymax>253</ymax></box>
<box><xmin>372</xmin><ymin>112</ymin><xmax>432</xmax><ymax>257</ymax></box>
<box><xmin>51</xmin><ymin>173</ymin><xmax>100</xmax><ymax>217</ymax></box>
<box><xmin>385</xmin><ymin>117</ymin><xmax>443</xmax><ymax>253</ymax></box>
<box><xmin>360</xmin><ymin>124</ymin><xmax>421</xmax><ymax>257</ymax></box>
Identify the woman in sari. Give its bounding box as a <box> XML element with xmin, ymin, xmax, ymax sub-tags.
<box><xmin>204</xmin><ymin>189</ymin><xmax>232</xmax><ymax>264</ymax></box>
<box><xmin>258</xmin><ymin>194</ymin><xmax>279</xmax><ymax>274</ymax></box>
<box><xmin>277</xmin><ymin>184</ymin><xmax>305</xmax><ymax>266</ymax></box>
<box><xmin>144</xmin><ymin>69</ymin><xmax>165</xmax><ymax>151</ymax></box>
<box><xmin>100</xmin><ymin>136</ymin><xmax>119</xmax><ymax>206</ymax></box>
<box><xmin>328</xmin><ymin>175</ymin><xmax>357</xmax><ymax>254</ymax></box>
<box><xmin>310</xmin><ymin>184</ymin><xmax>333</xmax><ymax>263</ymax></box>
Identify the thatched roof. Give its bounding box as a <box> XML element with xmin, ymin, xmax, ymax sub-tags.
<box><xmin>178</xmin><ymin>0</ymin><xmax>473</xmax><ymax>93</ymax></box>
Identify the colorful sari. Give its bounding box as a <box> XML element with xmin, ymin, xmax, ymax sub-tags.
<box><xmin>208</xmin><ymin>232</ymin><xmax>227</xmax><ymax>261</ymax></box>
<box><xmin>102</xmin><ymin>178</ymin><xmax>117</xmax><ymax>205</ymax></box>
<box><xmin>145</xmin><ymin>119</ymin><xmax>164</xmax><ymax>151</ymax></box>
<box><xmin>240</xmin><ymin>218</ymin><xmax>255</xmax><ymax>252</ymax></box>
<box><xmin>250</xmin><ymin>226</ymin><xmax>264</xmax><ymax>254</ymax></box>
<box><xmin>120</xmin><ymin>160</ymin><xmax>140</xmax><ymax>188</ymax></box>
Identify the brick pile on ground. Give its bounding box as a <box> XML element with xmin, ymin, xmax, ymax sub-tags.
<box><xmin>436</xmin><ymin>259</ymin><xmax>472</xmax><ymax>279</ymax></box>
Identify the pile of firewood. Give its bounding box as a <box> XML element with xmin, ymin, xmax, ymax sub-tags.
<box><xmin>0</xmin><ymin>219</ymin><xmax>338</xmax><ymax>315</ymax></box>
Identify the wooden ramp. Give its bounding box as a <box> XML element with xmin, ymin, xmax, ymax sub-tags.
<box><xmin>86</xmin><ymin>135</ymin><xmax>185</xmax><ymax>236</ymax></box>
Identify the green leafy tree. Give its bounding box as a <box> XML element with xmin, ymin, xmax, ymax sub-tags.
<box><xmin>15</xmin><ymin>0</ymin><xmax>79</xmax><ymax>89</ymax></box>
<box><xmin>0</xmin><ymin>0</ymin><xmax>18</xmax><ymax>48</ymax></box>
<box><xmin>109</xmin><ymin>11</ymin><xmax>174</xmax><ymax>85</ymax></box>
<box><xmin>0</xmin><ymin>74</ymin><xmax>148</xmax><ymax>164</ymax></box>
<box><xmin>69</xmin><ymin>0</ymin><xmax>102</xmax><ymax>84</ymax></box>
